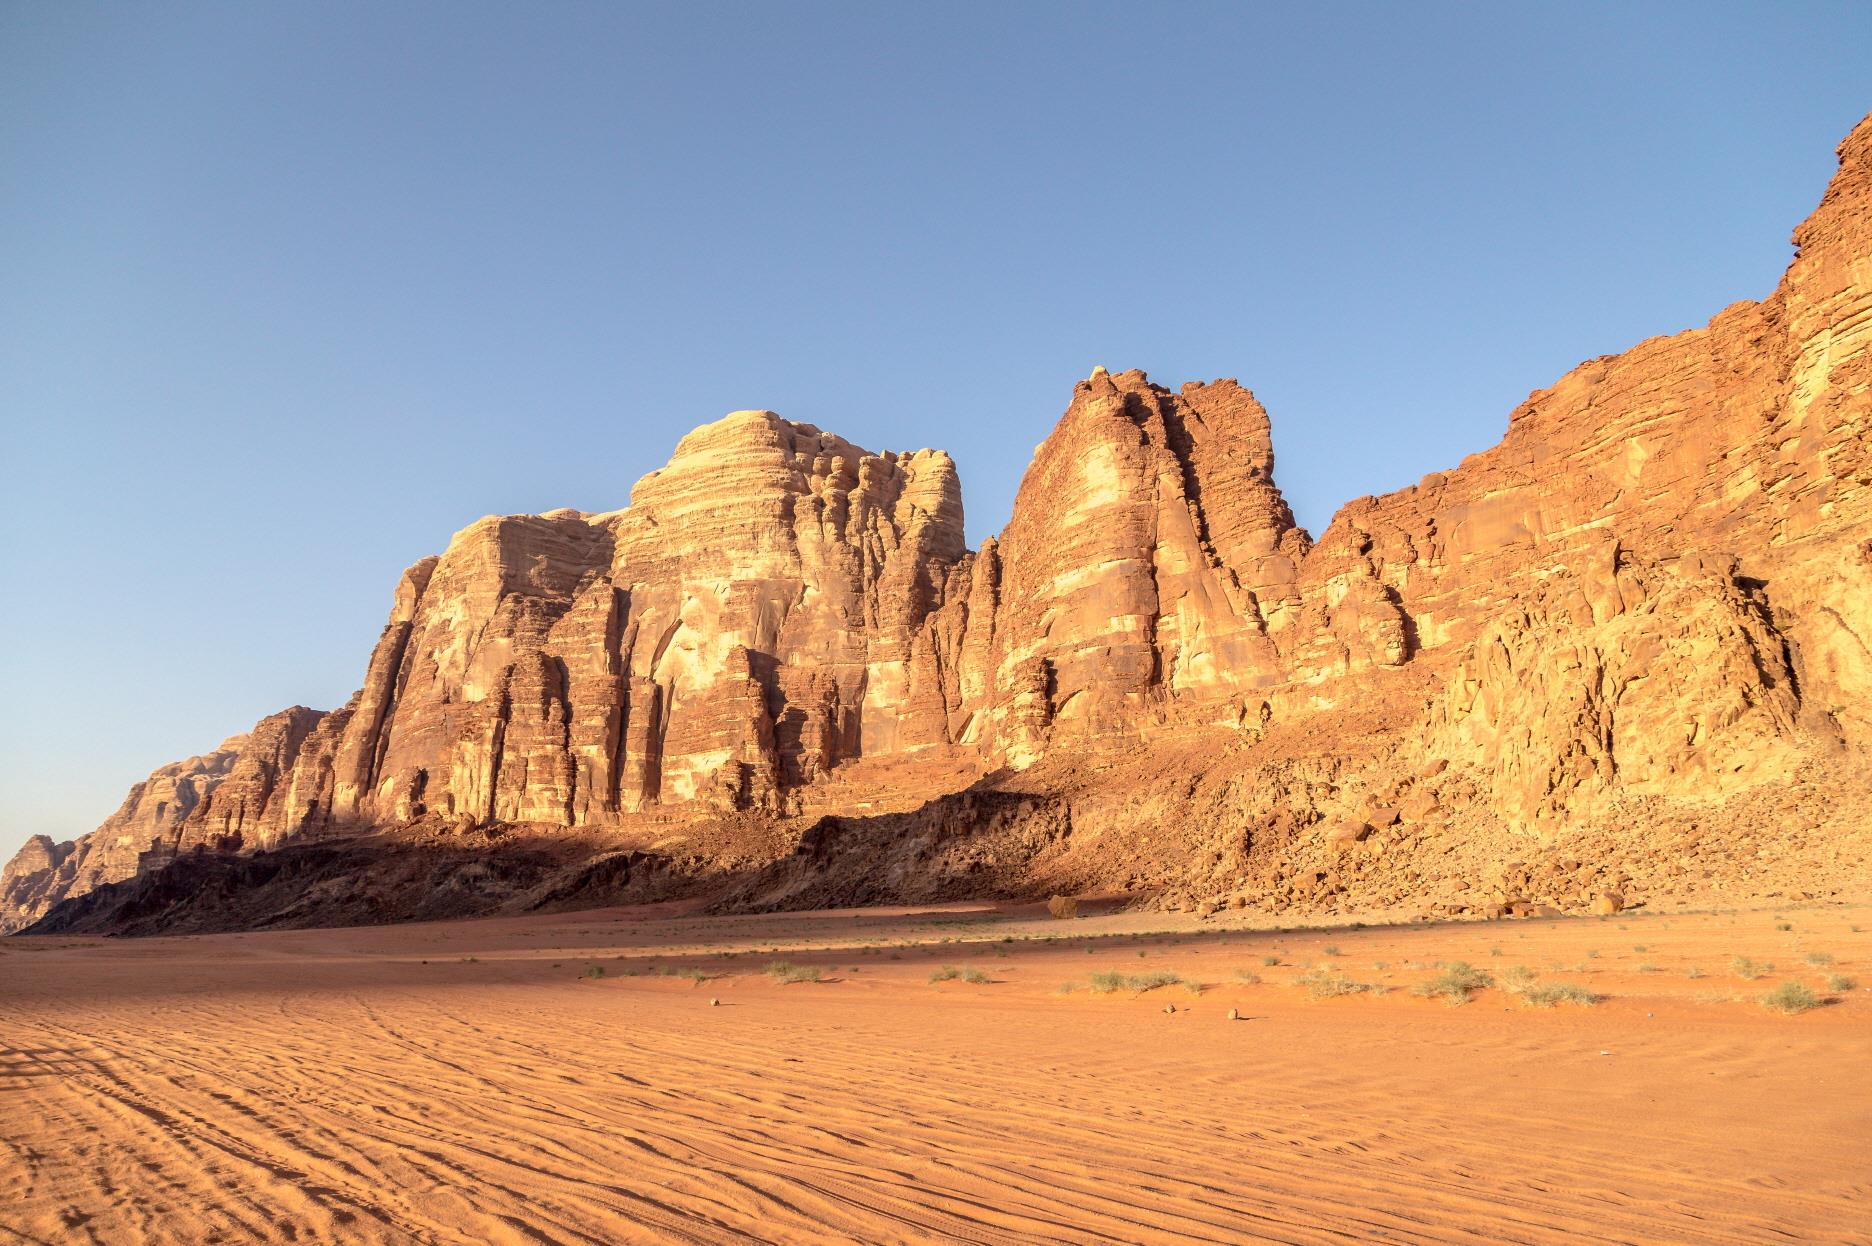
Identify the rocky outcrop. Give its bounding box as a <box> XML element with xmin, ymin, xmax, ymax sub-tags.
<box><xmin>1418</xmin><ymin>552</ymin><xmax>1809</xmax><ymax>826</ymax></box>
<box><xmin>1</xmin><ymin>709</ymin><xmax>334</xmax><ymax>929</ymax></box>
<box><xmin>974</xmin><ymin>373</ymin><xmax>1307</xmax><ymax>763</ymax></box>
<box><xmin>7</xmin><ymin>113</ymin><xmax>1870</xmax><ymax>933</ymax></box>
<box><xmin>318</xmin><ymin>412</ymin><xmax>972</xmax><ymax>836</ymax></box>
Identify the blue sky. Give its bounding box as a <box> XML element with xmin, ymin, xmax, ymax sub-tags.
<box><xmin>2</xmin><ymin>3</ymin><xmax>1867</xmax><ymax>859</ymax></box>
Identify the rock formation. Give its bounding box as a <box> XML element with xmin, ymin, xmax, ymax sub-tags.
<box><xmin>7</xmin><ymin>113</ymin><xmax>1870</xmax><ymax>934</ymax></box>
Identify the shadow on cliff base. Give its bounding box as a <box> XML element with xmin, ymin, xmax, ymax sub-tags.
<box><xmin>20</xmin><ymin>767</ymin><xmax>1115</xmax><ymax>938</ymax></box>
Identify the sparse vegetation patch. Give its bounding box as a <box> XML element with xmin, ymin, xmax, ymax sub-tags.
<box><xmin>1519</xmin><ymin>981</ymin><xmax>1599</xmax><ymax>1008</ymax></box>
<box><xmin>1413</xmin><ymin>961</ymin><xmax>1492</xmax><ymax>1005</ymax></box>
<box><xmin>1295</xmin><ymin>968</ymin><xmax>1379</xmax><ymax>1000</ymax></box>
<box><xmin>765</xmin><ymin>961</ymin><xmax>825</xmax><ymax>984</ymax></box>
<box><xmin>1760</xmin><ymin>982</ymin><xmax>1821</xmax><ymax>1015</ymax></box>
<box><xmin>1087</xmin><ymin>969</ymin><xmax>1183</xmax><ymax>994</ymax></box>
<box><xmin>929</xmin><ymin>965</ymin><xmax>990</xmax><ymax>984</ymax></box>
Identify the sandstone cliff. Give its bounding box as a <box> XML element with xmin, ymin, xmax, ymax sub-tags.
<box><xmin>7</xmin><ymin>113</ymin><xmax>1870</xmax><ymax>934</ymax></box>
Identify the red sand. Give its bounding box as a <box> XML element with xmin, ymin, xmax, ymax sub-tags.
<box><xmin>3</xmin><ymin>898</ymin><xmax>1868</xmax><ymax>1244</ymax></box>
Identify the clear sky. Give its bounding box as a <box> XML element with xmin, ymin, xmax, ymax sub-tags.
<box><xmin>2</xmin><ymin>3</ymin><xmax>1867</xmax><ymax>862</ymax></box>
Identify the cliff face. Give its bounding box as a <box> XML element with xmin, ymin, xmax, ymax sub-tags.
<box><xmin>7</xmin><ymin>114</ymin><xmax>1870</xmax><ymax>933</ymax></box>
<box><xmin>319</xmin><ymin>411</ymin><xmax>972</xmax><ymax>832</ymax></box>
<box><xmin>976</xmin><ymin>374</ymin><xmax>1309</xmax><ymax>764</ymax></box>
<box><xmin>1</xmin><ymin>708</ymin><xmax>332</xmax><ymax>926</ymax></box>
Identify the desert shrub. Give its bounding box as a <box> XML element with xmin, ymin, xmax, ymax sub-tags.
<box><xmin>1760</xmin><ymin>981</ymin><xmax>1821</xmax><ymax>1015</ymax></box>
<box><xmin>1685</xmin><ymin>965</ymin><xmax>1705</xmax><ymax>980</ymax></box>
<box><xmin>1637</xmin><ymin>962</ymin><xmax>1659</xmax><ymax>974</ymax></box>
<box><xmin>1262</xmin><ymin>954</ymin><xmax>1281</xmax><ymax>967</ymax></box>
<box><xmin>1089</xmin><ymin>969</ymin><xmax>1183</xmax><ymax>994</ymax></box>
<box><xmin>1804</xmin><ymin>951</ymin><xmax>1835</xmax><ymax>967</ymax></box>
<box><xmin>1322</xmin><ymin>945</ymin><xmax>1342</xmax><ymax>957</ymax></box>
<box><xmin>580</xmin><ymin>964</ymin><xmax>606</xmax><ymax>979</ymax></box>
<box><xmin>1775</xmin><ymin>922</ymin><xmax>1793</xmax><ymax>932</ymax></box>
<box><xmin>1047</xmin><ymin>895</ymin><xmax>1080</xmax><ymax>920</ymax></box>
<box><xmin>1520</xmin><ymin>981</ymin><xmax>1599</xmax><ymax>1008</ymax></box>
<box><xmin>766</xmin><ymin>961</ymin><xmax>823</xmax><ymax>984</ymax></box>
<box><xmin>1732</xmin><ymin>956</ymin><xmax>1772</xmax><ymax>980</ymax></box>
<box><xmin>1414</xmin><ymin>961</ymin><xmax>1493</xmax><ymax>1004</ymax></box>
<box><xmin>1233</xmin><ymin>968</ymin><xmax>1262</xmax><ymax>984</ymax></box>
<box><xmin>1296</xmin><ymin>968</ymin><xmax>1378</xmax><ymax>999</ymax></box>
<box><xmin>932</xmin><ymin>965</ymin><xmax>989</xmax><ymax>984</ymax></box>
<box><xmin>1826</xmin><ymin>974</ymin><xmax>1857</xmax><ymax>992</ymax></box>
<box><xmin>1500</xmin><ymin>965</ymin><xmax>1537</xmax><ymax>992</ymax></box>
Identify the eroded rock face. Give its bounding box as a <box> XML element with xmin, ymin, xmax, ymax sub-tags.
<box><xmin>313</xmin><ymin>410</ymin><xmax>973</xmax><ymax>841</ymax></box>
<box><xmin>1</xmin><ymin>709</ymin><xmax>333</xmax><ymax>930</ymax></box>
<box><xmin>1418</xmin><ymin>552</ymin><xmax>1808</xmax><ymax>827</ymax></box>
<box><xmin>978</xmin><ymin>372</ymin><xmax>1306</xmax><ymax>763</ymax></box>
<box><xmin>7</xmin><ymin>113</ymin><xmax>1870</xmax><ymax>932</ymax></box>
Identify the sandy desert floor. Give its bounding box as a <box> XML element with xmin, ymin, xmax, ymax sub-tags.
<box><xmin>2</xmin><ymin>897</ymin><xmax>1868</xmax><ymax>1245</ymax></box>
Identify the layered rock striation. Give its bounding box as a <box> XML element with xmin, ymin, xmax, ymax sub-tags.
<box><xmin>7</xmin><ymin>113</ymin><xmax>1871</xmax><ymax>933</ymax></box>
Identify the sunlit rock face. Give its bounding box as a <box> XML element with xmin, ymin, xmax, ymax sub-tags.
<box><xmin>6</xmin><ymin>114</ymin><xmax>1870</xmax><ymax>931</ymax></box>
<box><xmin>977</xmin><ymin>370</ymin><xmax>1307</xmax><ymax>764</ymax></box>
<box><xmin>318</xmin><ymin>409</ymin><xmax>974</xmax><ymax>831</ymax></box>
<box><xmin>0</xmin><ymin>709</ymin><xmax>332</xmax><ymax>930</ymax></box>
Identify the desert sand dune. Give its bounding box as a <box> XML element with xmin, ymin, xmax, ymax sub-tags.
<box><xmin>3</xmin><ymin>901</ymin><xmax>1867</xmax><ymax>1244</ymax></box>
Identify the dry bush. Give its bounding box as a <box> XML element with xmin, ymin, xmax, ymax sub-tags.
<box><xmin>1760</xmin><ymin>982</ymin><xmax>1821</xmax><ymax>1015</ymax></box>
<box><xmin>765</xmin><ymin>961</ymin><xmax>824</xmax><ymax>984</ymax></box>
<box><xmin>1520</xmin><ymin>982</ymin><xmax>1599</xmax><ymax>1008</ymax></box>
<box><xmin>930</xmin><ymin>965</ymin><xmax>990</xmax><ymax>984</ymax></box>
<box><xmin>1088</xmin><ymin>969</ymin><xmax>1183</xmax><ymax>994</ymax></box>
<box><xmin>1296</xmin><ymin>968</ymin><xmax>1379</xmax><ymax>1000</ymax></box>
<box><xmin>1413</xmin><ymin>962</ymin><xmax>1493</xmax><ymax>1005</ymax></box>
